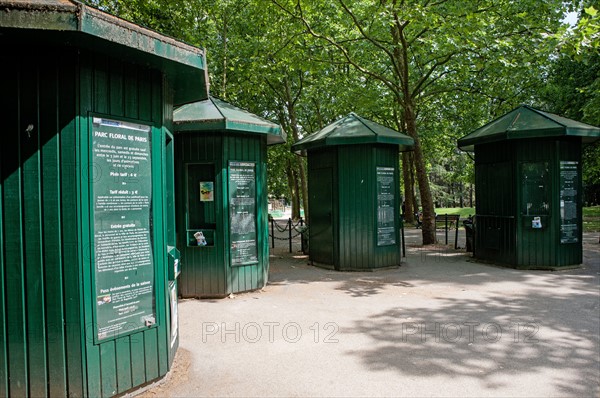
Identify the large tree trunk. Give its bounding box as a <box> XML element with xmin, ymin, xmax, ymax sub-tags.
<box><xmin>402</xmin><ymin>152</ymin><xmax>415</xmax><ymax>223</ymax></box>
<box><xmin>297</xmin><ymin>157</ymin><xmax>309</xmax><ymax>220</ymax></box>
<box><xmin>267</xmin><ymin>76</ymin><xmax>308</xmax><ymax>221</ymax></box>
<box><xmin>469</xmin><ymin>184</ymin><xmax>474</xmax><ymax>208</ymax></box>
<box><xmin>404</xmin><ymin>103</ymin><xmax>436</xmax><ymax>244</ymax></box>
<box><xmin>410</xmin><ymin>152</ymin><xmax>418</xmax><ymax>211</ymax></box>
<box><xmin>285</xmin><ymin>79</ymin><xmax>309</xmax><ymax>221</ymax></box>
<box><xmin>396</xmin><ymin>115</ymin><xmax>415</xmax><ymax>224</ymax></box>
<box><xmin>391</xmin><ymin>19</ymin><xmax>436</xmax><ymax>244</ymax></box>
<box><xmin>286</xmin><ymin>160</ymin><xmax>300</xmax><ymax>219</ymax></box>
<box><xmin>291</xmin><ymin>167</ymin><xmax>301</xmax><ymax>219</ymax></box>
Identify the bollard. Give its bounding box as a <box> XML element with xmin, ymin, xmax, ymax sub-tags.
<box><xmin>445</xmin><ymin>216</ymin><xmax>448</xmax><ymax>245</ymax></box>
<box><xmin>271</xmin><ymin>217</ymin><xmax>275</xmax><ymax>249</ymax></box>
<box><xmin>288</xmin><ymin>218</ymin><xmax>292</xmax><ymax>253</ymax></box>
<box><xmin>401</xmin><ymin>219</ymin><xmax>406</xmax><ymax>257</ymax></box>
<box><xmin>454</xmin><ymin>219</ymin><xmax>459</xmax><ymax>249</ymax></box>
<box><xmin>300</xmin><ymin>217</ymin><xmax>305</xmax><ymax>253</ymax></box>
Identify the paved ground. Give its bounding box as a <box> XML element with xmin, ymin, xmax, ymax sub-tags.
<box><xmin>142</xmin><ymin>229</ymin><xmax>600</xmax><ymax>397</ymax></box>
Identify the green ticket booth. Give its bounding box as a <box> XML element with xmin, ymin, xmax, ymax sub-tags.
<box><xmin>0</xmin><ymin>1</ymin><xmax>207</xmax><ymax>397</ymax></box>
<box><xmin>458</xmin><ymin>105</ymin><xmax>600</xmax><ymax>269</ymax></box>
<box><xmin>291</xmin><ymin>113</ymin><xmax>414</xmax><ymax>271</ymax></box>
<box><xmin>173</xmin><ymin>97</ymin><xmax>285</xmax><ymax>297</ymax></box>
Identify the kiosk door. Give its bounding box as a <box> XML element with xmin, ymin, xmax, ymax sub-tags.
<box><xmin>310</xmin><ymin>168</ymin><xmax>334</xmax><ymax>265</ymax></box>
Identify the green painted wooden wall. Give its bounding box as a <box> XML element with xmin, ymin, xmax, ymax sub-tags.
<box><xmin>0</xmin><ymin>46</ymin><xmax>176</xmax><ymax>397</ymax></box>
<box><xmin>474</xmin><ymin>138</ymin><xmax>583</xmax><ymax>268</ymax></box>
<box><xmin>175</xmin><ymin>133</ymin><xmax>269</xmax><ymax>297</ymax></box>
<box><xmin>1</xmin><ymin>47</ymin><xmax>86</xmax><ymax>398</ymax></box>
<box><xmin>307</xmin><ymin>145</ymin><xmax>402</xmax><ymax>271</ymax></box>
<box><xmin>307</xmin><ymin>149</ymin><xmax>338</xmax><ymax>266</ymax></box>
<box><xmin>474</xmin><ymin>141</ymin><xmax>517</xmax><ymax>264</ymax></box>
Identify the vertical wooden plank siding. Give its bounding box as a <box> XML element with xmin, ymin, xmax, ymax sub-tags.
<box><xmin>0</xmin><ymin>49</ymin><xmax>86</xmax><ymax>397</ymax></box>
<box><xmin>164</xmin><ymin>86</ymin><xmax>179</xmax><ymax>368</ymax></box>
<box><xmin>555</xmin><ymin>139</ymin><xmax>583</xmax><ymax>266</ymax></box>
<box><xmin>338</xmin><ymin>145</ymin><xmax>371</xmax><ymax>270</ymax></box>
<box><xmin>332</xmin><ymin>145</ymin><xmax>401</xmax><ymax>270</ymax></box>
<box><xmin>474</xmin><ymin>142</ymin><xmax>517</xmax><ymax>265</ymax></box>
<box><xmin>109</xmin><ymin>59</ymin><xmax>125</xmax><ymax>118</ymax></box>
<box><xmin>1</xmin><ymin>44</ymin><xmax>177</xmax><ymax>397</ymax></box>
<box><xmin>516</xmin><ymin>140</ymin><xmax>556</xmax><ymax>268</ymax></box>
<box><xmin>22</xmin><ymin>57</ymin><xmax>49</xmax><ymax>398</ymax></box>
<box><xmin>7</xmin><ymin>57</ymin><xmax>29</xmax><ymax>396</ymax></box>
<box><xmin>158</xmin><ymin>74</ymin><xmax>173</xmax><ymax>378</ymax></box>
<box><xmin>40</xmin><ymin>57</ymin><xmax>68</xmax><ymax>398</ymax></box>
<box><xmin>176</xmin><ymin>132</ymin><xmax>269</xmax><ymax>297</ymax></box>
<box><xmin>258</xmin><ymin>140</ymin><xmax>269</xmax><ymax>289</ymax></box>
<box><xmin>100</xmin><ymin>342</ymin><xmax>118</xmax><ymax>397</ymax></box>
<box><xmin>115</xmin><ymin>337</ymin><xmax>133</xmax><ymax>392</ymax></box>
<box><xmin>1</xmin><ymin>45</ymin><xmax>181</xmax><ymax>396</ymax></box>
<box><xmin>475</xmin><ymin>138</ymin><xmax>583</xmax><ymax>268</ymax></box>
<box><xmin>78</xmin><ymin>52</ymin><xmax>170</xmax><ymax>397</ymax></box>
<box><xmin>79</xmin><ymin>50</ymin><xmax>103</xmax><ymax>398</ymax></box>
<box><xmin>129</xmin><ymin>334</ymin><xmax>146</xmax><ymax>389</ymax></box>
<box><xmin>0</xmin><ymin>54</ymin><xmax>27</xmax><ymax>398</ymax></box>
<box><xmin>59</xmin><ymin>52</ymin><xmax>86</xmax><ymax>398</ymax></box>
<box><xmin>0</xmin><ymin>58</ymin><xmax>7</xmax><ymax>398</ymax></box>
<box><xmin>307</xmin><ymin>149</ymin><xmax>338</xmax><ymax>267</ymax></box>
<box><xmin>226</xmin><ymin>134</ymin><xmax>266</xmax><ymax>293</ymax></box>
<box><xmin>375</xmin><ymin>146</ymin><xmax>402</xmax><ymax>267</ymax></box>
<box><xmin>176</xmin><ymin>134</ymin><xmax>225</xmax><ymax>297</ymax></box>
<box><xmin>3</xmin><ymin>53</ymin><xmax>29</xmax><ymax>398</ymax></box>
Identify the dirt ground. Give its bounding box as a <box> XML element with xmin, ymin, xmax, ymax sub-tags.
<box><xmin>137</xmin><ymin>228</ymin><xmax>600</xmax><ymax>397</ymax></box>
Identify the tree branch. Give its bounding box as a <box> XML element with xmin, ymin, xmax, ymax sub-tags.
<box><xmin>411</xmin><ymin>51</ymin><xmax>456</xmax><ymax>98</ymax></box>
<box><xmin>271</xmin><ymin>0</ymin><xmax>402</xmax><ymax>99</ymax></box>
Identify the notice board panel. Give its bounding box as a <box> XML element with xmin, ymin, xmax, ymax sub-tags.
<box><xmin>91</xmin><ymin>116</ymin><xmax>156</xmax><ymax>342</ymax></box>
<box><xmin>228</xmin><ymin>161</ymin><xmax>258</xmax><ymax>266</ymax></box>
<box><xmin>376</xmin><ymin>166</ymin><xmax>396</xmax><ymax>246</ymax></box>
<box><xmin>560</xmin><ymin>161</ymin><xmax>579</xmax><ymax>243</ymax></box>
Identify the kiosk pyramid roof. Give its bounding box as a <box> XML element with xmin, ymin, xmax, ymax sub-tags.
<box><xmin>458</xmin><ymin>105</ymin><xmax>600</xmax><ymax>151</ymax></box>
<box><xmin>174</xmin><ymin>97</ymin><xmax>285</xmax><ymax>145</ymax></box>
<box><xmin>291</xmin><ymin>113</ymin><xmax>414</xmax><ymax>153</ymax></box>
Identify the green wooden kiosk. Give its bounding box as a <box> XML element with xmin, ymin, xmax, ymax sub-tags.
<box><xmin>0</xmin><ymin>2</ymin><xmax>207</xmax><ymax>397</ymax></box>
<box><xmin>173</xmin><ymin>97</ymin><xmax>285</xmax><ymax>297</ymax></box>
<box><xmin>458</xmin><ymin>105</ymin><xmax>600</xmax><ymax>269</ymax></box>
<box><xmin>291</xmin><ymin>113</ymin><xmax>414</xmax><ymax>271</ymax></box>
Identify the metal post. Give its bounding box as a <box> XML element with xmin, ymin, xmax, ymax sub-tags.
<box><xmin>300</xmin><ymin>217</ymin><xmax>304</xmax><ymax>253</ymax></box>
<box><xmin>401</xmin><ymin>219</ymin><xmax>406</xmax><ymax>258</ymax></box>
<box><xmin>288</xmin><ymin>218</ymin><xmax>292</xmax><ymax>253</ymax></box>
<box><xmin>445</xmin><ymin>215</ymin><xmax>448</xmax><ymax>245</ymax></box>
<box><xmin>454</xmin><ymin>217</ymin><xmax>459</xmax><ymax>249</ymax></box>
<box><xmin>271</xmin><ymin>217</ymin><xmax>275</xmax><ymax>249</ymax></box>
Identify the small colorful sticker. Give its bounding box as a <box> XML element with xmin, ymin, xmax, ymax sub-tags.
<box><xmin>200</xmin><ymin>181</ymin><xmax>214</xmax><ymax>201</ymax></box>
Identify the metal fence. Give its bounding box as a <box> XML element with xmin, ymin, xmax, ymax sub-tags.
<box><xmin>268</xmin><ymin>217</ymin><xmax>307</xmax><ymax>253</ymax></box>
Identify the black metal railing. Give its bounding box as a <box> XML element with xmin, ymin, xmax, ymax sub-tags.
<box><xmin>268</xmin><ymin>217</ymin><xmax>308</xmax><ymax>253</ymax></box>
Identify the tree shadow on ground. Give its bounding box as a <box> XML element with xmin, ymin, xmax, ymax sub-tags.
<box><xmin>343</xmin><ymin>265</ymin><xmax>599</xmax><ymax>396</ymax></box>
<box><xmin>268</xmin><ymin>234</ymin><xmax>599</xmax><ymax>300</ymax></box>
<box><xmin>267</xmin><ymin>234</ymin><xmax>599</xmax><ymax>395</ymax></box>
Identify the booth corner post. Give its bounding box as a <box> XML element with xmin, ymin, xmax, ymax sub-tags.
<box><xmin>291</xmin><ymin>113</ymin><xmax>414</xmax><ymax>271</ymax></box>
<box><xmin>458</xmin><ymin>105</ymin><xmax>600</xmax><ymax>269</ymax></box>
<box><xmin>0</xmin><ymin>1</ymin><xmax>207</xmax><ymax>397</ymax></box>
<box><xmin>173</xmin><ymin>96</ymin><xmax>285</xmax><ymax>298</ymax></box>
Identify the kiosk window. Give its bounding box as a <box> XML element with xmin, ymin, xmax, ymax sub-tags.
<box><xmin>521</xmin><ymin>162</ymin><xmax>550</xmax><ymax>216</ymax></box>
<box><xmin>187</xmin><ymin>163</ymin><xmax>216</xmax><ymax>228</ymax></box>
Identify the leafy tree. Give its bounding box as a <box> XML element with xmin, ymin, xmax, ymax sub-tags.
<box><xmin>272</xmin><ymin>0</ymin><xmax>567</xmax><ymax>244</ymax></box>
<box><xmin>542</xmin><ymin>4</ymin><xmax>600</xmax><ymax>204</ymax></box>
<box><xmin>85</xmin><ymin>0</ymin><xmax>586</xmax><ymax>238</ymax></box>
